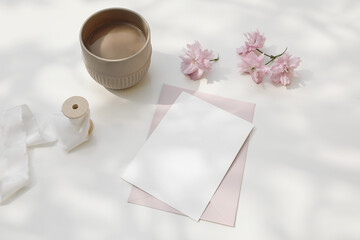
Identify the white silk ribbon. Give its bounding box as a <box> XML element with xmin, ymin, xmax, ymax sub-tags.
<box><xmin>0</xmin><ymin>105</ymin><xmax>55</xmax><ymax>203</ymax></box>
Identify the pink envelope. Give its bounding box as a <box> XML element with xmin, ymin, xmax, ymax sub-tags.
<box><xmin>128</xmin><ymin>84</ymin><xmax>255</xmax><ymax>227</ymax></box>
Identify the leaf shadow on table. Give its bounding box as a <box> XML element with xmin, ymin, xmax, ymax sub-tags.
<box><xmin>0</xmin><ymin>42</ymin><xmax>82</xmax><ymax>109</ymax></box>
<box><xmin>241</xmin><ymin>93</ymin><xmax>360</xmax><ymax>239</ymax></box>
<box><xmin>0</xmin><ymin>0</ymin><xmax>49</xmax><ymax>6</ymax></box>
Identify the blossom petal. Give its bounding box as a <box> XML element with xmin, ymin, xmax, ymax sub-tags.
<box><xmin>181</xmin><ymin>62</ymin><xmax>197</xmax><ymax>74</ymax></box>
<box><xmin>188</xmin><ymin>69</ymin><xmax>204</xmax><ymax>80</ymax></box>
<box><xmin>270</xmin><ymin>53</ymin><xmax>301</xmax><ymax>86</ymax></box>
<box><xmin>180</xmin><ymin>41</ymin><xmax>215</xmax><ymax>80</ymax></box>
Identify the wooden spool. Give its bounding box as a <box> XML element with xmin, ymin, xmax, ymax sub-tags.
<box><xmin>61</xmin><ymin>96</ymin><xmax>94</xmax><ymax>134</ymax></box>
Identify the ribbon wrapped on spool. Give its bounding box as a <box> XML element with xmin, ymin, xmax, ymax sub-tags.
<box><xmin>53</xmin><ymin>96</ymin><xmax>93</xmax><ymax>152</ymax></box>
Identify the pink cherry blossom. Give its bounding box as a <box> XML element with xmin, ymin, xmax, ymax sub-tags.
<box><xmin>238</xmin><ymin>52</ymin><xmax>270</xmax><ymax>84</ymax></box>
<box><xmin>237</xmin><ymin>29</ymin><xmax>266</xmax><ymax>56</ymax></box>
<box><xmin>270</xmin><ymin>53</ymin><xmax>301</xmax><ymax>86</ymax></box>
<box><xmin>180</xmin><ymin>41</ymin><xmax>215</xmax><ymax>80</ymax></box>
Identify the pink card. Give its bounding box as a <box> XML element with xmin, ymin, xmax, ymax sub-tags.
<box><xmin>127</xmin><ymin>84</ymin><xmax>255</xmax><ymax>226</ymax></box>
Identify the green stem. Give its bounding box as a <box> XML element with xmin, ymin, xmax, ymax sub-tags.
<box><xmin>265</xmin><ymin>58</ymin><xmax>276</xmax><ymax>65</ymax></box>
<box><xmin>256</xmin><ymin>49</ymin><xmax>275</xmax><ymax>59</ymax></box>
<box><xmin>210</xmin><ymin>54</ymin><xmax>219</xmax><ymax>62</ymax></box>
<box><xmin>258</xmin><ymin>47</ymin><xmax>288</xmax><ymax>65</ymax></box>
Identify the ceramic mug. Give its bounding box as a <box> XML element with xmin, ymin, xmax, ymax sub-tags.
<box><xmin>80</xmin><ymin>8</ymin><xmax>152</xmax><ymax>89</ymax></box>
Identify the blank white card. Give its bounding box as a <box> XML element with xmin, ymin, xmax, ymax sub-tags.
<box><xmin>122</xmin><ymin>92</ymin><xmax>253</xmax><ymax>221</ymax></box>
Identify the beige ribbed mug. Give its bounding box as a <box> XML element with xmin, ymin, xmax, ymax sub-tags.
<box><xmin>80</xmin><ymin>8</ymin><xmax>152</xmax><ymax>89</ymax></box>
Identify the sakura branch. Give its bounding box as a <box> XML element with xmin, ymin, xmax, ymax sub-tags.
<box><xmin>237</xmin><ymin>30</ymin><xmax>301</xmax><ymax>86</ymax></box>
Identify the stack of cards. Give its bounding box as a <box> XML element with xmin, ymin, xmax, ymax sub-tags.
<box><xmin>122</xmin><ymin>84</ymin><xmax>255</xmax><ymax>226</ymax></box>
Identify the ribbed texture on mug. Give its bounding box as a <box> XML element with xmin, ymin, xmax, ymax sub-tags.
<box><xmin>86</xmin><ymin>58</ymin><xmax>151</xmax><ymax>89</ymax></box>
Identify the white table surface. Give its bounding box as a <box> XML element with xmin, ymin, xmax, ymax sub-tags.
<box><xmin>0</xmin><ymin>0</ymin><xmax>359</xmax><ymax>239</ymax></box>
